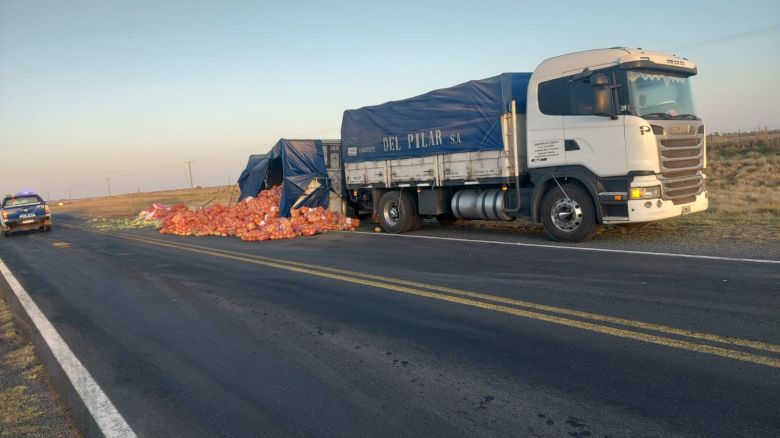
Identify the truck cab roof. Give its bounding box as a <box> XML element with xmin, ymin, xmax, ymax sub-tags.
<box><xmin>533</xmin><ymin>47</ymin><xmax>697</xmax><ymax>82</ymax></box>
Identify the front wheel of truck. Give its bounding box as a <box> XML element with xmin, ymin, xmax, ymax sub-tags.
<box><xmin>379</xmin><ymin>191</ymin><xmax>421</xmax><ymax>233</ymax></box>
<box><xmin>541</xmin><ymin>184</ymin><xmax>598</xmax><ymax>242</ymax></box>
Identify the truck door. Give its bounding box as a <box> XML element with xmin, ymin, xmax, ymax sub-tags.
<box><xmin>563</xmin><ymin>75</ymin><xmax>626</xmax><ymax>177</ymax></box>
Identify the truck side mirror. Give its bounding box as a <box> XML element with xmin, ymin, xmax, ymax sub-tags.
<box><xmin>590</xmin><ymin>74</ymin><xmax>615</xmax><ymax>119</ymax></box>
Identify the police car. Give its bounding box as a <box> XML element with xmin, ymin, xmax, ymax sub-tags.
<box><xmin>1</xmin><ymin>192</ymin><xmax>53</xmax><ymax>237</ymax></box>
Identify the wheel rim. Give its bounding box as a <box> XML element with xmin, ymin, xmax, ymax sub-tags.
<box><xmin>550</xmin><ymin>197</ymin><xmax>583</xmax><ymax>232</ymax></box>
<box><xmin>382</xmin><ymin>200</ymin><xmax>400</xmax><ymax>227</ymax></box>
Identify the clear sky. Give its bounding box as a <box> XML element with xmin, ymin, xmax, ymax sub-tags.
<box><xmin>1</xmin><ymin>0</ymin><xmax>778</xmax><ymax>199</ymax></box>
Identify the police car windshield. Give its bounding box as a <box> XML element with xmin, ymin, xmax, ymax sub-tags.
<box><xmin>4</xmin><ymin>196</ymin><xmax>41</xmax><ymax>207</ymax></box>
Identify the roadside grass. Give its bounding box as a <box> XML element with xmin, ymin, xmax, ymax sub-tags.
<box><xmin>52</xmin><ymin>185</ymin><xmax>238</xmax><ymax>218</ymax></box>
<box><xmin>0</xmin><ymin>297</ymin><xmax>79</xmax><ymax>437</ymax></box>
<box><xmin>705</xmin><ymin>131</ymin><xmax>780</xmax><ymax>216</ymax></box>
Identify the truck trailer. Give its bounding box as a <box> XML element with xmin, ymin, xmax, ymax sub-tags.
<box><xmin>336</xmin><ymin>47</ymin><xmax>708</xmax><ymax>242</ymax></box>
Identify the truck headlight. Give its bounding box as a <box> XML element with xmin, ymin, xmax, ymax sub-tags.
<box><xmin>45</xmin><ymin>205</ymin><xmax>50</xmax><ymax>214</ymax></box>
<box><xmin>630</xmin><ymin>186</ymin><xmax>661</xmax><ymax>200</ymax></box>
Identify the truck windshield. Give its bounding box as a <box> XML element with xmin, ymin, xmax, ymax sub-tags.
<box><xmin>626</xmin><ymin>71</ymin><xmax>697</xmax><ymax>119</ymax></box>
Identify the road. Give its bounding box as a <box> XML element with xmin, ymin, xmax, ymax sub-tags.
<box><xmin>1</xmin><ymin>215</ymin><xmax>778</xmax><ymax>437</ymax></box>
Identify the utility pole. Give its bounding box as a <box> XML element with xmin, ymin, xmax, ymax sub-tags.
<box><xmin>105</xmin><ymin>178</ymin><xmax>112</xmax><ymax>197</ymax></box>
<box><xmin>185</xmin><ymin>161</ymin><xmax>194</xmax><ymax>188</ymax></box>
<box><xmin>68</xmin><ymin>188</ymin><xmax>72</xmax><ymax>201</ymax></box>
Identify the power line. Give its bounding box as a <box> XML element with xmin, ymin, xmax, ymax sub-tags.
<box><xmin>665</xmin><ymin>24</ymin><xmax>780</xmax><ymax>52</ymax></box>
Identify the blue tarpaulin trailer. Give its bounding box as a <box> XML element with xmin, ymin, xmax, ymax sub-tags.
<box><xmin>341</xmin><ymin>73</ymin><xmax>532</xmax><ymax>163</ymax></box>
<box><xmin>237</xmin><ymin>139</ymin><xmax>331</xmax><ymax>217</ymax></box>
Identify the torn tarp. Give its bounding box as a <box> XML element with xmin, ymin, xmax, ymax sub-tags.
<box><xmin>237</xmin><ymin>139</ymin><xmax>330</xmax><ymax>217</ymax></box>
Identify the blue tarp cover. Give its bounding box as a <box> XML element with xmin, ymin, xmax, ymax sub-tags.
<box><xmin>237</xmin><ymin>139</ymin><xmax>330</xmax><ymax>217</ymax></box>
<box><xmin>341</xmin><ymin>72</ymin><xmax>531</xmax><ymax>163</ymax></box>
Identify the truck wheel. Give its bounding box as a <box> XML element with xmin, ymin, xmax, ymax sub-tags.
<box><xmin>45</xmin><ymin>225</ymin><xmax>53</xmax><ymax>232</ymax></box>
<box><xmin>2</xmin><ymin>230</ymin><xmax>8</xmax><ymax>238</ymax></box>
<box><xmin>409</xmin><ymin>212</ymin><xmax>424</xmax><ymax>231</ymax></box>
<box><xmin>378</xmin><ymin>191</ymin><xmax>420</xmax><ymax>233</ymax></box>
<box><xmin>540</xmin><ymin>184</ymin><xmax>598</xmax><ymax>242</ymax></box>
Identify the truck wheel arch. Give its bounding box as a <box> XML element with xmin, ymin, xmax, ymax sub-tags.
<box><xmin>530</xmin><ymin>167</ymin><xmax>604</xmax><ymax>224</ymax></box>
<box><xmin>371</xmin><ymin>188</ymin><xmax>421</xmax><ymax>216</ymax></box>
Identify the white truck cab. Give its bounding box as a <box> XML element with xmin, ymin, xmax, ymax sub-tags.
<box><xmin>527</xmin><ymin>48</ymin><xmax>707</xmax><ymax>229</ymax></box>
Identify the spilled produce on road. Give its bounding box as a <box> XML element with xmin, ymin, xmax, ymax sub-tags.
<box><xmin>156</xmin><ymin>186</ymin><xmax>360</xmax><ymax>241</ymax></box>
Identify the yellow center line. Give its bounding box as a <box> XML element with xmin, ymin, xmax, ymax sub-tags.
<box><xmin>61</xmin><ymin>223</ymin><xmax>780</xmax><ymax>368</ymax></box>
<box><xmin>70</xmin><ymin>224</ymin><xmax>780</xmax><ymax>355</ymax></box>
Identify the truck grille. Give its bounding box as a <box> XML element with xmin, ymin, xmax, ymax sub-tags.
<box><xmin>659</xmin><ymin>137</ymin><xmax>704</xmax><ymax>172</ymax></box>
<box><xmin>658</xmin><ymin>169</ymin><xmax>705</xmax><ymax>205</ymax></box>
<box><xmin>657</xmin><ymin>135</ymin><xmax>705</xmax><ymax>204</ymax></box>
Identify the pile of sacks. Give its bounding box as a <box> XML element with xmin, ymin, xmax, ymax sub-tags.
<box><xmin>158</xmin><ymin>186</ymin><xmax>360</xmax><ymax>241</ymax></box>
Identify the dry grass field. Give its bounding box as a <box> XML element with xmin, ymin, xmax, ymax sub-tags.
<box><xmin>52</xmin><ymin>130</ymin><xmax>779</xmax><ymax>243</ymax></box>
<box><xmin>705</xmin><ymin>130</ymin><xmax>780</xmax><ymax>215</ymax></box>
<box><xmin>53</xmin><ymin>185</ymin><xmax>239</xmax><ymax>218</ymax></box>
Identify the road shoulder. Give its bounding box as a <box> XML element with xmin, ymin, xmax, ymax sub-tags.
<box><xmin>0</xmin><ymin>293</ymin><xmax>79</xmax><ymax>437</ymax></box>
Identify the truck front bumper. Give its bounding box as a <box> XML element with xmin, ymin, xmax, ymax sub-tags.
<box><xmin>625</xmin><ymin>191</ymin><xmax>708</xmax><ymax>223</ymax></box>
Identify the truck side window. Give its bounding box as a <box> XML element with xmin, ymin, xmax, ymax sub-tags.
<box><xmin>538</xmin><ymin>78</ymin><xmax>568</xmax><ymax>115</ymax></box>
<box><xmin>569</xmin><ymin>80</ymin><xmax>595</xmax><ymax>115</ymax></box>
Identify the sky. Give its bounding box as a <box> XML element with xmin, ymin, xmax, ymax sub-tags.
<box><xmin>1</xmin><ymin>0</ymin><xmax>778</xmax><ymax>199</ymax></box>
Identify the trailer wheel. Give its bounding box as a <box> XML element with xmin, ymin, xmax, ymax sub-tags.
<box><xmin>378</xmin><ymin>191</ymin><xmax>420</xmax><ymax>233</ymax></box>
<box><xmin>540</xmin><ymin>184</ymin><xmax>598</xmax><ymax>242</ymax></box>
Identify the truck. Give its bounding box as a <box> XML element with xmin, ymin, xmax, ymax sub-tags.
<box><xmin>336</xmin><ymin>47</ymin><xmax>708</xmax><ymax>242</ymax></box>
<box><xmin>1</xmin><ymin>192</ymin><xmax>53</xmax><ymax>237</ymax></box>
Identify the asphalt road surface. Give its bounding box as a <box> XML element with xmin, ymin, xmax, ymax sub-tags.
<box><xmin>1</xmin><ymin>215</ymin><xmax>778</xmax><ymax>437</ymax></box>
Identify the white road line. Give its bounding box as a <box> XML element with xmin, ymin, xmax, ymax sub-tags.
<box><xmin>0</xmin><ymin>258</ymin><xmax>136</xmax><ymax>438</ymax></box>
<box><xmin>348</xmin><ymin>231</ymin><xmax>780</xmax><ymax>265</ymax></box>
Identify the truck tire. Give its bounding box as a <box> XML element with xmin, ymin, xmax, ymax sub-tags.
<box><xmin>378</xmin><ymin>191</ymin><xmax>421</xmax><ymax>233</ymax></box>
<box><xmin>2</xmin><ymin>230</ymin><xmax>8</xmax><ymax>238</ymax></box>
<box><xmin>540</xmin><ymin>184</ymin><xmax>598</xmax><ymax>242</ymax></box>
<box><xmin>409</xmin><ymin>213</ymin><xmax>424</xmax><ymax>231</ymax></box>
<box><xmin>45</xmin><ymin>224</ymin><xmax>53</xmax><ymax>232</ymax></box>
